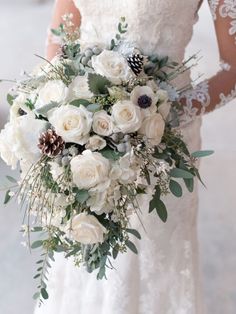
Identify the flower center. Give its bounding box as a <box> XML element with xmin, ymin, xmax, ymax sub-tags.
<box><xmin>137</xmin><ymin>95</ymin><xmax>152</xmax><ymax>109</ymax></box>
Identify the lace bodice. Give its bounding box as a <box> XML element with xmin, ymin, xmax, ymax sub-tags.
<box><xmin>73</xmin><ymin>0</ymin><xmax>200</xmax><ymax>62</ymax></box>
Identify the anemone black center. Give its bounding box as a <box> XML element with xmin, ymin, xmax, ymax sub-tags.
<box><xmin>137</xmin><ymin>94</ymin><xmax>152</xmax><ymax>109</ymax></box>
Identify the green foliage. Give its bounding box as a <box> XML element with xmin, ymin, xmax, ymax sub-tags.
<box><xmin>36</xmin><ymin>102</ymin><xmax>59</xmax><ymax>117</ymax></box>
<box><xmin>31</xmin><ymin>240</ymin><xmax>44</xmax><ymax>249</ymax></box>
<box><xmin>149</xmin><ymin>186</ymin><xmax>168</xmax><ymax>222</ymax></box>
<box><xmin>75</xmin><ymin>190</ymin><xmax>89</xmax><ymax>204</ymax></box>
<box><xmin>88</xmin><ymin>73</ymin><xmax>111</xmax><ymax>95</ymax></box>
<box><xmin>191</xmin><ymin>150</ymin><xmax>214</xmax><ymax>158</ymax></box>
<box><xmin>125</xmin><ymin>239</ymin><xmax>138</xmax><ymax>254</ymax></box>
<box><xmin>169</xmin><ymin>168</ymin><xmax>194</xmax><ymax>179</ymax></box>
<box><xmin>100</xmin><ymin>148</ymin><xmax>124</xmax><ymax>161</ymax></box>
<box><xmin>184</xmin><ymin>178</ymin><xmax>194</xmax><ymax>193</ymax></box>
<box><xmin>4</xmin><ymin>190</ymin><xmax>12</xmax><ymax>205</ymax></box>
<box><xmin>7</xmin><ymin>93</ymin><xmax>16</xmax><ymax>106</ymax></box>
<box><xmin>6</xmin><ymin>175</ymin><xmax>17</xmax><ymax>183</ymax></box>
<box><xmin>70</xmin><ymin>99</ymin><xmax>91</xmax><ymax>107</ymax></box>
<box><xmin>169</xmin><ymin>180</ymin><xmax>183</xmax><ymax>198</ymax></box>
<box><xmin>126</xmin><ymin>228</ymin><xmax>141</xmax><ymax>240</ymax></box>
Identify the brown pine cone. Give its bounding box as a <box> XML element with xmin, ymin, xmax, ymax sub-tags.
<box><xmin>38</xmin><ymin>129</ymin><xmax>65</xmax><ymax>157</ymax></box>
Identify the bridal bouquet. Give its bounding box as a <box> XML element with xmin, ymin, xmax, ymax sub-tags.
<box><xmin>0</xmin><ymin>15</ymin><xmax>213</xmax><ymax>302</ymax></box>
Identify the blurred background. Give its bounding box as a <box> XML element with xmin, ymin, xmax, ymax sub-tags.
<box><xmin>0</xmin><ymin>1</ymin><xmax>235</xmax><ymax>313</ymax></box>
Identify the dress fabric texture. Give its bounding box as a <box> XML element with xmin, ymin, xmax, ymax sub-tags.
<box><xmin>35</xmin><ymin>1</ymin><xmax>204</xmax><ymax>313</ymax></box>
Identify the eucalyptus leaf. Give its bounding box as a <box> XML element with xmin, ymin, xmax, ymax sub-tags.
<box><xmin>184</xmin><ymin>178</ymin><xmax>194</xmax><ymax>193</ymax></box>
<box><xmin>87</xmin><ymin>103</ymin><xmax>101</xmax><ymax>112</ymax></box>
<box><xmin>76</xmin><ymin>190</ymin><xmax>89</xmax><ymax>204</ymax></box>
<box><xmin>7</xmin><ymin>94</ymin><xmax>16</xmax><ymax>106</ymax></box>
<box><xmin>6</xmin><ymin>175</ymin><xmax>17</xmax><ymax>183</ymax></box>
<box><xmin>169</xmin><ymin>180</ymin><xmax>183</xmax><ymax>198</ymax></box>
<box><xmin>155</xmin><ymin>199</ymin><xmax>168</xmax><ymax>222</ymax></box>
<box><xmin>31</xmin><ymin>240</ymin><xmax>43</xmax><ymax>249</ymax></box>
<box><xmin>100</xmin><ymin>148</ymin><xmax>124</xmax><ymax>161</ymax></box>
<box><xmin>191</xmin><ymin>150</ymin><xmax>214</xmax><ymax>158</ymax></box>
<box><xmin>36</xmin><ymin>102</ymin><xmax>59</xmax><ymax>116</ymax></box>
<box><xmin>4</xmin><ymin>190</ymin><xmax>12</xmax><ymax>205</ymax></box>
<box><xmin>169</xmin><ymin>168</ymin><xmax>194</xmax><ymax>179</ymax></box>
<box><xmin>33</xmin><ymin>292</ymin><xmax>40</xmax><ymax>300</ymax></box>
<box><xmin>70</xmin><ymin>99</ymin><xmax>91</xmax><ymax>107</ymax></box>
<box><xmin>149</xmin><ymin>186</ymin><xmax>161</xmax><ymax>213</ymax></box>
<box><xmin>126</xmin><ymin>228</ymin><xmax>141</xmax><ymax>240</ymax></box>
<box><xmin>125</xmin><ymin>240</ymin><xmax>138</xmax><ymax>254</ymax></box>
<box><xmin>41</xmin><ymin>288</ymin><xmax>49</xmax><ymax>300</ymax></box>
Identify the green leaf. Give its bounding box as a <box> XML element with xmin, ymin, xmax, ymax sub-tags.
<box><xmin>70</xmin><ymin>99</ymin><xmax>91</xmax><ymax>107</ymax></box>
<box><xmin>149</xmin><ymin>186</ymin><xmax>161</xmax><ymax>213</ymax></box>
<box><xmin>97</xmin><ymin>266</ymin><xmax>106</xmax><ymax>280</ymax></box>
<box><xmin>184</xmin><ymin>178</ymin><xmax>194</xmax><ymax>193</ymax></box>
<box><xmin>86</xmin><ymin>103</ymin><xmax>101</xmax><ymax>112</ymax></box>
<box><xmin>125</xmin><ymin>240</ymin><xmax>138</xmax><ymax>254</ymax></box>
<box><xmin>110</xmin><ymin>39</ymin><xmax>116</xmax><ymax>50</ymax></box>
<box><xmin>126</xmin><ymin>228</ymin><xmax>141</xmax><ymax>240</ymax></box>
<box><xmin>155</xmin><ymin>199</ymin><xmax>168</xmax><ymax>222</ymax></box>
<box><xmin>7</xmin><ymin>93</ymin><xmax>15</xmax><ymax>106</ymax></box>
<box><xmin>112</xmin><ymin>247</ymin><xmax>119</xmax><ymax>259</ymax></box>
<box><xmin>169</xmin><ymin>168</ymin><xmax>194</xmax><ymax>179</ymax></box>
<box><xmin>31</xmin><ymin>227</ymin><xmax>43</xmax><ymax>232</ymax></box>
<box><xmin>36</xmin><ymin>102</ymin><xmax>59</xmax><ymax>116</ymax></box>
<box><xmin>41</xmin><ymin>288</ymin><xmax>49</xmax><ymax>300</ymax></box>
<box><xmin>33</xmin><ymin>274</ymin><xmax>40</xmax><ymax>279</ymax></box>
<box><xmin>88</xmin><ymin>73</ymin><xmax>111</xmax><ymax>95</ymax></box>
<box><xmin>191</xmin><ymin>150</ymin><xmax>214</xmax><ymax>158</ymax></box>
<box><xmin>4</xmin><ymin>190</ymin><xmax>12</xmax><ymax>205</ymax></box>
<box><xmin>169</xmin><ymin>180</ymin><xmax>183</xmax><ymax>198</ymax></box>
<box><xmin>31</xmin><ymin>240</ymin><xmax>43</xmax><ymax>249</ymax></box>
<box><xmin>6</xmin><ymin>175</ymin><xmax>17</xmax><ymax>183</ymax></box>
<box><xmin>76</xmin><ymin>190</ymin><xmax>89</xmax><ymax>204</ymax></box>
<box><xmin>100</xmin><ymin>148</ymin><xmax>124</xmax><ymax>161</ymax></box>
<box><xmin>118</xmin><ymin>22</ymin><xmax>127</xmax><ymax>34</ymax></box>
<box><xmin>143</xmin><ymin>166</ymin><xmax>151</xmax><ymax>185</ymax></box>
<box><xmin>33</xmin><ymin>292</ymin><xmax>40</xmax><ymax>300</ymax></box>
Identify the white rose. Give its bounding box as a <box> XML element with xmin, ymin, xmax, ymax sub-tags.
<box><xmin>71</xmin><ymin>213</ymin><xmax>107</xmax><ymax>244</ymax></box>
<box><xmin>139</xmin><ymin>113</ymin><xmax>165</xmax><ymax>146</ymax></box>
<box><xmin>68</xmin><ymin>75</ymin><xmax>93</xmax><ymax>101</ymax></box>
<box><xmin>0</xmin><ymin>114</ymin><xmax>47</xmax><ymax>169</ymax></box>
<box><xmin>0</xmin><ymin>122</ymin><xmax>18</xmax><ymax>169</ymax></box>
<box><xmin>70</xmin><ymin>150</ymin><xmax>110</xmax><ymax>189</ymax></box>
<box><xmin>36</xmin><ymin>80</ymin><xmax>68</xmax><ymax>109</ymax></box>
<box><xmin>91</xmin><ymin>50</ymin><xmax>132</xmax><ymax>85</ymax></box>
<box><xmin>48</xmin><ymin>104</ymin><xmax>93</xmax><ymax>145</ymax></box>
<box><xmin>92</xmin><ymin>110</ymin><xmax>114</xmax><ymax>136</ymax></box>
<box><xmin>158</xmin><ymin>102</ymin><xmax>171</xmax><ymax>120</ymax></box>
<box><xmin>112</xmin><ymin>100</ymin><xmax>142</xmax><ymax>133</ymax></box>
<box><xmin>130</xmin><ymin>85</ymin><xmax>158</xmax><ymax>118</ymax></box>
<box><xmin>85</xmin><ymin>135</ymin><xmax>106</xmax><ymax>151</ymax></box>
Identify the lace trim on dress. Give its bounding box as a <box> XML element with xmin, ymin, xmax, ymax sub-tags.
<box><xmin>220</xmin><ymin>59</ymin><xmax>232</xmax><ymax>70</ymax></box>
<box><xmin>219</xmin><ymin>0</ymin><xmax>236</xmax><ymax>43</ymax></box>
<box><xmin>209</xmin><ymin>0</ymin><xmax>220</xmax><ymax>20</ymax></box>
<box><xmin>180</xmin><ymin>81</ymin><xmax>210</xmax><ymax>124</ymax></box>
<box><xmin>216</xmin><ymin>83</ymin><xmax>236</xmax><ymax>108</ymax></box>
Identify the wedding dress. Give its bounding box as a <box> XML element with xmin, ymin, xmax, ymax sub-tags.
<box><xmin>34</xmin><ymin>1</ymin><xmax>205</xmax><ymax>313</ymax></box>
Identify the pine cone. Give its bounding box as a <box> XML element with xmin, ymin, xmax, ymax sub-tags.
<box><xmin>38</xmin><ymin>129</ymin><xmax>65</xmax><ymax>157</ymax></box>
<box><xmin>127</xmin><ymin>53</ymin><xmax>144</xmax><ymax>75</ymax></box>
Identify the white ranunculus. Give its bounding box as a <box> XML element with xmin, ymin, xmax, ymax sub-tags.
<box><xmin>158</xmin><ymin>102</ymin><xmax>171</xmax><ymax>120</ymax></box>
<box><xmin>130</xmin><ymin>85</ymin><xmax>158</xmax><ymax>118</ymax></box>
<box><xmin>85</xmin><ymin>135</ymin><xmax>106</xmax><ymax>151</ymax></box>
<box><xmin>139</xmin><ymin>113</ymin><xmax>165</xmax><ymax>146</ymax></box>
<box><xmin>48</xmin><ymin>104</ymin><xmax>93</xmax><ymax>145</ymax></box>
<box><xmin>71</xmin><ymin>213</ymin><xmax>107</xmax><ymax>244</ymax></box>
<box><xmin>36</xmin><ymin>80</ymin><xmax>68</xmax><ymax>109</ymax></box>
<box><xmin>0</xmin><ymin>114</ymin><xmax>47</xmax><ymax>169</ymax></box>
<box><xmin>91</xmin><ymin>50</ymin><xmax>132</xmax><ymax>85</ymax></box>
<box><xmin>70</xmin><ymin>150</ymin><xmax>110</xmax><ymax>190</ymax></box>
<box><xmin>92</xmin><ymin>110</ymin><xmax>114</xmax><ymax>136</ymax></box>
<box><xmin>112</xmin><ymin>100</ymin><xmax>142</xmax><ymax>133</ymax></box>
<box><xmin>68</xmin><ymin>75</ymin><xmax>93</xmax><ymax>101</ymax></box>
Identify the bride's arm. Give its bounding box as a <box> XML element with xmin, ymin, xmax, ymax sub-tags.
<box><xmin>46</xmin><ymin>0</ymin><xmax>81</xmax><ymax>60</ymax></box>
<box><xmin>181</xmin><ymin>0</ymin><xmax>236</xmax><ymax>121</ymax></box>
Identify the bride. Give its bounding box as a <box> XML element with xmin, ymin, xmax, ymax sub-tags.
<box><xmin>35</xmin><ymin>0</ymin><xmax>236</xmax><ymax>313</ymax></box>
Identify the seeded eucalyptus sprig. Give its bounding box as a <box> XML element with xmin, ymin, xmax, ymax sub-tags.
<box><xmin>110</xmin><ymin>17</ymin><xmax>129</xmax><ymax>50</ymax></box>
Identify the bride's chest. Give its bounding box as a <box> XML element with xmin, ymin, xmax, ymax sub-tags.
<box><xmin>74</xmin><ymin>0</ymin><xmax>200</xmax><ymax>20</ymax></box>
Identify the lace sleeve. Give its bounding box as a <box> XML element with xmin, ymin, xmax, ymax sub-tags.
<box><xmin>180</xmin><ymin>0</ymin><xmax>236</xmax><ymax>123</ymax></box>
<box><xmin>46</xmin><ymin>0</ymin><xmax>81</xmax><ymax>60</ymax></box>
